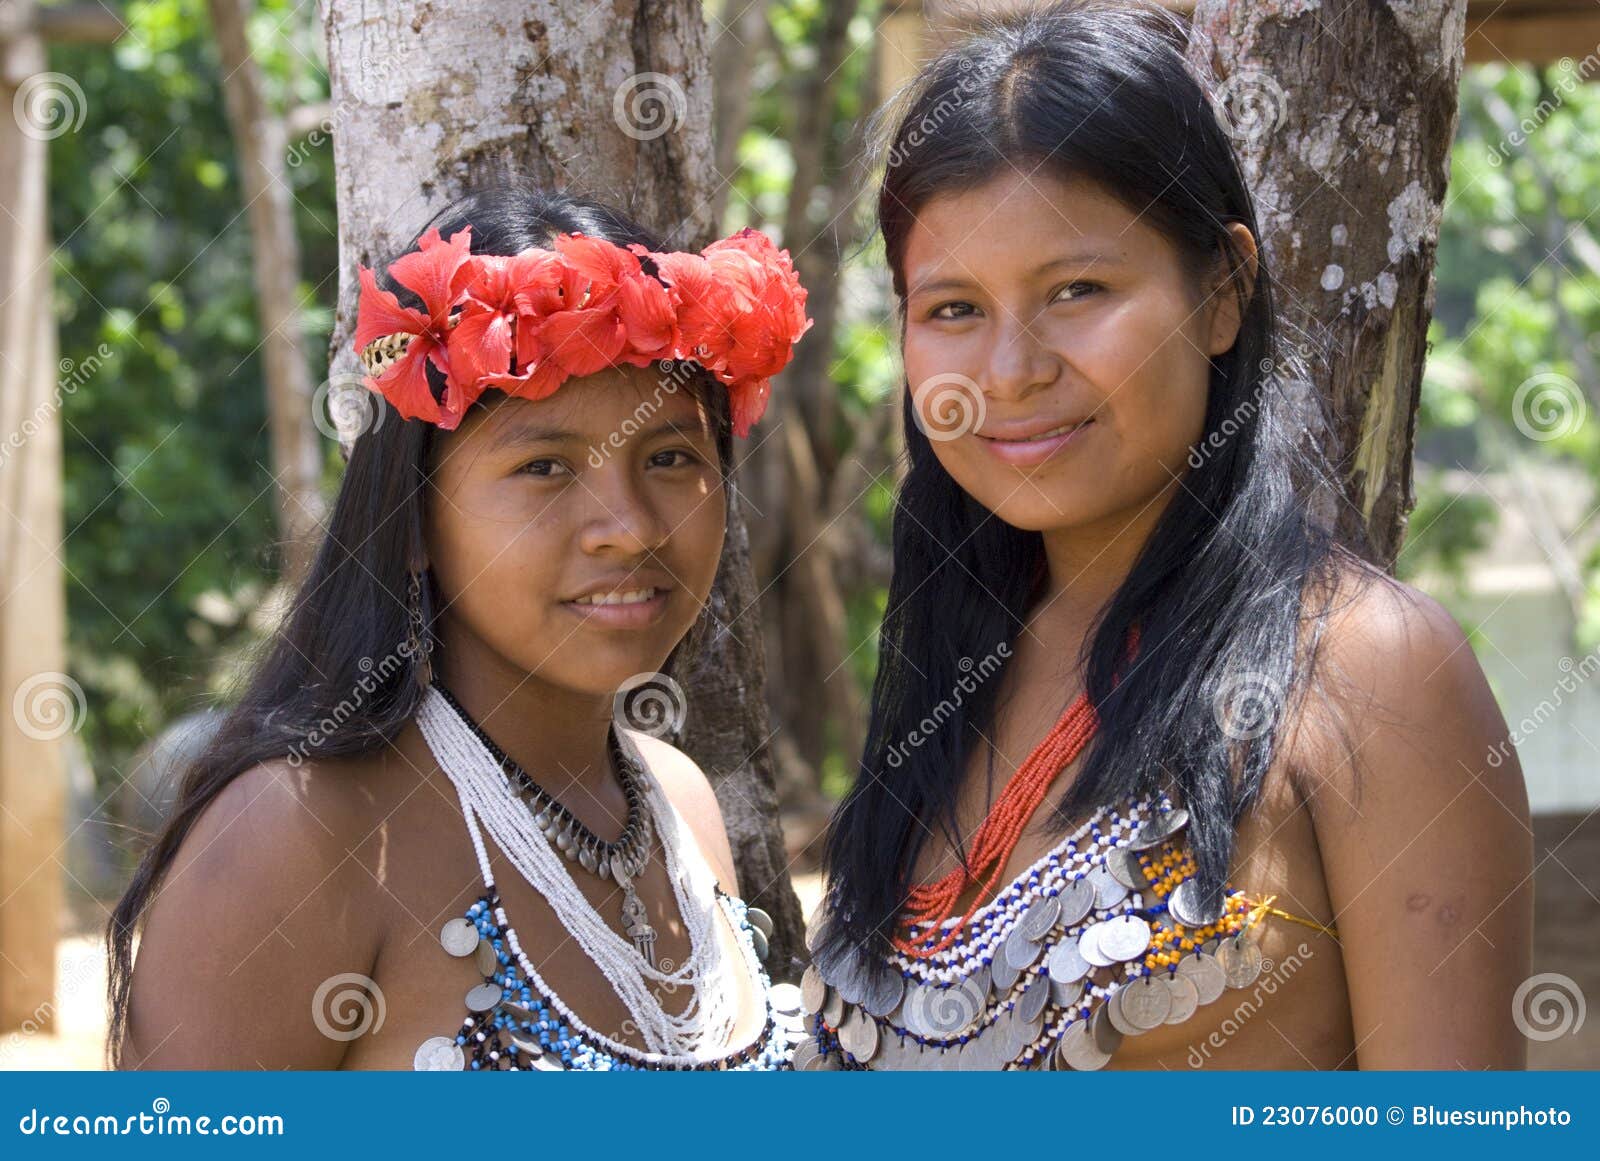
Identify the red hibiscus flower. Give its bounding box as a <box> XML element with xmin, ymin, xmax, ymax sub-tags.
<box><xmin>353</xmin><ymin>226</ymin><xmax>475</xmax><ymax>427</ymax></box>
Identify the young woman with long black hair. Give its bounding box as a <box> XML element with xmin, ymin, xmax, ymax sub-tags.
<box><xmin>804</xmin><ymin>0</ymin><xmax>1532</xmax><ymax>1070</ymax></box>
<box><xmin>107</xmin><ymin>186</ymin><xmax>810</xmax><ymax>1070</ymax></box>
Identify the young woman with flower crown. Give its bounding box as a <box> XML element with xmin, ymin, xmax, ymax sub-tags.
<box><xmin>806</xmin><ymin>0</ymin><xmax>1532</xmax><ymax>1071</ymax></box>
<box><xmin>106</xmin><ymin>186</ymin><xmax>812</xmax><ymax>1071</ymax></box>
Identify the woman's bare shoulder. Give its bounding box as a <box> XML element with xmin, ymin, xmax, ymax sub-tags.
<box><xmin>622</xmin><ymin>730</ymin><xmax>741</xmax><ymax>897</ymax></box>
<box><xmin>120</xmin><ymin>751</ymin><xmax>390</xmax><ymax>1069</ymax></box>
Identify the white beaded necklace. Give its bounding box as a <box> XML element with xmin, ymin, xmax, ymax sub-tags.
<box><xmin>416</xmin><ymin>685</ymin><xmax>739</xmax><ymax>1057</ymax></box>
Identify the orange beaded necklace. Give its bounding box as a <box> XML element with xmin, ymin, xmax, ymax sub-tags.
<box><xmin>893</xmin><ymin>626</ymin><xmax>1140</xmax><ymax>958</ymax></box>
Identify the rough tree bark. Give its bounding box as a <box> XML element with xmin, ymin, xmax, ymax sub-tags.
<box><xmin>321</xmin><ymin>0</ymin><xmax>804</xmax><ymax>979</ymax></box>
<box><xmin>1186</xmin><ymin>0</ymin><xmax>1468</xmax><ymax>566</ymax></box>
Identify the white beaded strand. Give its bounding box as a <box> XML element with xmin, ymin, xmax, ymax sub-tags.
<box><xmin>417</xmin><ymin>686</ymin><xmax>738</xmax><ymax>1057</ymax></box>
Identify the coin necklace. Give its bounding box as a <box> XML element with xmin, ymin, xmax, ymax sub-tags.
<box><xmin>415</xmin><ymin>683</ymin><xmax>738</xmax><ymax>1057</ymax></box>
<box><xmin>432</xmin><ymin>682</ymin><xmax>658</xmax><ymax>962</ymax></box>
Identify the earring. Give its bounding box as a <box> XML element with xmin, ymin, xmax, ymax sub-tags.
<box><xmin>406</xmin><ymin>569</ymin><xmax>434</xmax><ymax>689</ymax></box>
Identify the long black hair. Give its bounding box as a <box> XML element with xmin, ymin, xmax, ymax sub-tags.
<box><xmin>818</xmin><ymin>0</ymin><xmax>1379</xmax><ymax>970</ymax></box>
<box><xmin>105</xmin><ymin>186</ymin><xmax>734</xmax><ymax>1065</ymax></box>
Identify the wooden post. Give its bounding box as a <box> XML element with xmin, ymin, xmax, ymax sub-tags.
<box><xmin>0</xmin><ymin>0</ymin><xmax>121</xmax><ymax>1035</ymax></box>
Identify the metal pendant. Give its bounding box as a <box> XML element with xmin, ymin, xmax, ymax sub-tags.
<box><xmin>839</xmin><ymin>1005</ymin><xmax>881</xmax><ymax>1062</ymax></box>
<box><xmin>1163</xmin><ymin>972</ymin><xmax>1201</xmax><ymax>1024</ymax></box>
<box><xmin>413</xmin><ymin>1035</ymin><xmax>466</xmax><ymax>1071</ymax></box>
<box><xmin>1017</xmin><ymin>894</ymin><xmax>1061</xmax><ymax>940</ymax></box>
<box><xmin>1050</xmin><ymin>975</ymin><xmax>1086</xmax><ymax>1007</ymax></box>
<box><xmin>465</xmin><ymin>982</ymin><xmax>503</xmax><ymax>1012</ymax></box>
<box><xmin>474</xmin><ymin>937</ymin><xmax>498</xmax><ymax>977</ymax></box>
<box><xmin>439</xmin><ymin>917</ymin><xmax>479</xmax><ymax>957</ymax></box>
<box><xmin>1057</xmin><ymin>1017</ymin><xmax>1111</xmax><ymax>1070</ymax></box>
<box><xmin>1047</xmin><ymin>936</ymin><xmax>1092</xmax><ymax>984</ymax></box>
<box><xmin>1118</xmin><ymin>974</ymin><xmax>1173</xmax><ymax>1031</ymax></box>
<box><xmin>617</xmin><ymin>873</ymin><xmax>658</xmax><ymax>968</ymax></box>
<box><xmin>1097</xmin><ymin>913</ymin><xmax>1152</xmax><ymax>961</ymax></box>
<box><xmin>1131</xmin><ymin>806</ymin><xmax>1189</xmax><ymax>850</ymax></box>
<box><xmin>1088</xmin><ymin>862</ymin><xmax>1129</xmax><ymax>910</ymax></box>
<box><xmin>1176</xmin><ymin>948</ymin><xmax>1227</xmax><ymax>1004</ymax></box>
<box><xmin>862</xmin><ymin>965</ymin><xmax>905</xmax><ymax>1019</ymax></box>
<box><xmin>1169</xmin><ymin>877</ymin><xmax>1224</xmax><ymax>927</ymax></box>
<box><xmin>1003</xmin><ymin>923</ymin><xmax>1043</xmax><ymax>971</ymax></box>
<box><xmin>1107</xmin><ymin>846</ymin><xmax>1150</xmax><ymax>890</ymax></box>
<box><xmin>1078</xmin><ymin>920</ymin><xmax>1115</xmax><ymax>967</ymax></box>
<box><xmin>1017</xmin><ymin>976</ymin><xmax>1051</xmax><ymax>1024</ymax></box>
<box><xmin>1057</xmin><ymin>877</ymin><xmax>1096</xmax><ymax>926</ymax></box>
<box><xmin>800</xmin><ymin>965</ymin><xmax>827</xmax><ymax>1014</ymax></box>
<box><xmin>1218</xmin><ymin>931</ymin><xmax>1265</xmax><ymax>988</ymax></box>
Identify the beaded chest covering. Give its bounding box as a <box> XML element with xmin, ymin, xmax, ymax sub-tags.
<box><xmin>414</xmin><ymin>886</ymin><xmax>804</xmax><ymax>1071</ymax></box>
<box><xmin>796</xmin><ymin>794</ymin><xmax>1273</xmax><ymax>1070</ymax></box>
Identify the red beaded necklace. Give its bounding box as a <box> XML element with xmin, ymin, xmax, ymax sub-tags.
<box><xmin>893</xmin><ymin>626</ymin><xmax>1140</xmax><ymax>958</ymax></box>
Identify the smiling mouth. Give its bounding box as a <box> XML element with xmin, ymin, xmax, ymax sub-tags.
<box><xmin>979</xmin><ymin>418</ymin><xmax>1093</xmax><ymax>442</ymax></box>
<box><xmin>567</xmin><ymin>587</ymin><xmax>663</xmax><ymax>607</ymax></box>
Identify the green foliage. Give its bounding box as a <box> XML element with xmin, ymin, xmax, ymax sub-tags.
<box><xmin>50</xmin><ymin>0</ymin><xmax>339</xmax><ymax>780</ymax></box>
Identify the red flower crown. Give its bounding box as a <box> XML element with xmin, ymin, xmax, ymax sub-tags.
<box><xmin>353</xmin><ymin>224</ymin><xmax>813</xmax><ymax>436</ymax></box>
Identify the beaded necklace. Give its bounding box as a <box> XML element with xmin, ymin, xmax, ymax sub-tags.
<box><xmin>410</xmin><ymin>685</ymin><xmax>805</xmax><ymax>1070</ymax></box>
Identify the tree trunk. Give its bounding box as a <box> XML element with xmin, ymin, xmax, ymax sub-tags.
<box><xmin>1186</xmin><ymin>1</ymin><xmax>1468</xmax><ymax>566</ymax></box>
<box><xmin>209</xmin><ymin>0</ymin><xmax>324</xmax><ymax>582</ymax></box>
<box><xmin>321</xmin><ymin>0</ymin><xmax>804</xmax><ymax>978</ymax></box>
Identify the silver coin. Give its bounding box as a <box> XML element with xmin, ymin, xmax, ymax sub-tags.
<box><xmin>1097</xmin><ymin>913</ymin><xmax>1152</xmax><ymax>961</ymax></box>
<box><xmin>1004</xmin><ymin>924</ymin><xmax>1043</xmax><ymax>971</ymax></box>
<box><xmin>1218</xmin><ymin>932</ymin><xmax>1265</xmax><ymax>988</ymax></box>
<box><xmin>750</xmin><ymin>926</ymin><xmax>770</xmax><ymax>961</ymax></box>
<box><xmin>924</xmin><ymin>977</ymin><xmax>985</xmax><ymax>1038</ymax></box>
<box><xmin>991</xmin><ymin>950</ymin><xmax>1022</xmax><ymax>994</ymax></box>
<box><xmin>839</xmin><ymin>1007</ymin><xmax>881</xmax><ymax>1062</ymax></box>
<box><xmin>800</xmin><ymin>964</ymin><xmax>827</xmax><ymax>1014</ymax></box>
<box><xmin>1091</xmin><ymin>994</ymin><xmax>1124</xmax><ymax>1056</ymax></box>
<box><xmin>439</xmin><ymin>918</ymin><xmax>479</xmax><ymax>957</ymax></box>
<box><xmin>1050</xmin><ymin>975</ymin><xmax>1086</xmax><ymax>1007</ymax></box>
<box><xmin>790</xmin><ymin>1035</ymin><xmax>821</xmax><ymax>1070</ymax></box>
<box><xmin>465</xmin><ymin>982</ymin><xmax>503</xmax><ymax>1012</ymax></box>
<box><xmin>1057</xmin><ymin>1018</ymin><xmax>1111</xmax><ymax>1070</ymax></box>
<box><xmin>474</xmin><ymin>938</ymin><xmax>498</xmax><ymax>976</ymax></box>
<box><xmin>1130</xmin><ymin>807</ymin><xmax>1186</xmax><ymax>850</ymax></box>
<box><xmin>971</xmin><ymin>959</ymin><xmax>993</xmax><ymax>998</ymax></box>
<box><xmin>1176</xmin><ymin>949</ymin><xmax>1227</xmax><ymax>1005</ymax></box>
<box><xmin>1047</xmin><ymin>937</ymin><xmax>1092</xmax><ymax>984</ymax></box>
<box><xmin>1163</xmin><ymin>972</ymin><xmax>1201</xmax><ymax>1024</ymax></box>
<box><xmin>1078</xmin><ymin>921</ymin><xmax>1115</xmax><ymax>968</ymax></box>
<box><xmin>1119</xmin><ymin>974</ymin><xmax>1173</xmax><ymax>1031</ymax></box>
<box><xmin>770</xmin><ymin>981</ymin><xmax>804</xmax><ymax>1016</ymax></box>
<box><xmin>1106</xmin><ymin>846</ymin><xmax>1150</xmax><ymax>890</ymax></box>
<box><xmin>799</xmin><ymin>1047</ymin><xmax>836</xmax><ymax>1071</ymax></box>
<box><xmin>822</xmin><ymin>986</ymin><xmax>846</xmax><ymax>1029</ymax></box>
<box><xmin>530</xmin><ymin>1050</ymin><xmax>566</xmax><ymax>1071</ymax></box>
<box><xmin>833</xmin><ymin>952</ymin><xmax>869</xmax><ymax>1006</ymax></box>
<box><xmin>898</xmin><ymin>1036</ymin><xmax>924</xmax><ymax>1070</ymax></box>
<box><xmin>413</xmin><ymin>1035</ymin><xmax>465</xmax><ymax>1071</ymax></box>
<box><xmin>1169</xmin><ymin>877</ymin><xmax>1224</xmax><ymax>927</ymax></box>
<box><xmin>1106</xmin><ymin>984</ymin><xmax>1140</xmax><ymax>1037</ymax></box>
<box><xmin>509</xmin><ymin>1029</ymin><xmax>543</xmax><ymax>1056</ymax></box>
<box><xmin>746</xmin><ymin>906</ymin><xmax>775</xmax><ymax>937</ymax></box>
<box><xmin>1057</xmin><ymin>877</ymin><xmax>1096</xmax><ymax>926</ymax></box>
<box><xmin>1017</xmin><ymin>976</ymin><xmax>1051</xmax><ymax>1024</ymax></box>
<box><xmin>1089</xmin><ymin>862</ymin><xmax>1129</xmax><ymax>910</ymax></box>
<box><xmin>863</xmin><ymin>967</ymin><xmax>905</xmax><ymax>1019</ymax></box>
<box><xmin>957</xmin><ymin>1031</ymin><xmax>994</xmax><ymax>1071</ymax></box>
<box><xmin>1018</xmin><ymin>894</ymin><xmax>1062</xmax><ymax>941</ymax></box>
